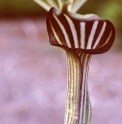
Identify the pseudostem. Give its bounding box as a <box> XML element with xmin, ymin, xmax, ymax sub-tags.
<box><xmin>65</xmin><ymin>50</ymin><xmax>92</xmax><ymax>124</ymax></box>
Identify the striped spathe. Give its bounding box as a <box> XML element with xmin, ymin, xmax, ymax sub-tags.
<box><xmin>46</xmin><ymin>7</ymin><xmax>115</xmax><ymax>54</ymax></box>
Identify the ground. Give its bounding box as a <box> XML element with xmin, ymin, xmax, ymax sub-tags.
<box><xmin>0</xmin><ymin>18</ymin><xmax>122</xmax><ymax>124</ymax></box>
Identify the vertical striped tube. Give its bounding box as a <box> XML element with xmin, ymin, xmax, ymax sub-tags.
<box><xmin>64</xmin><ymin>50</ymin><xmax>92</xmax><ymax>124</ymax></box>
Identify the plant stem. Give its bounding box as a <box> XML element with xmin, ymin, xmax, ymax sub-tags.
<box><xmin>64</xmin><ymin>50</ymin><xmax>92</xmax><ymax>124</ymax></box>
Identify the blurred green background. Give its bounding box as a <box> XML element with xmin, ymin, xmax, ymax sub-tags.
<box><xmin>0</xmin><ymin>0</ymin><xmax>121</xmax><ymax>44</ymax></box>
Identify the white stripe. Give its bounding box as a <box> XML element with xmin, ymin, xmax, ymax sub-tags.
<box><xmin>87</xmin><ymin>21</ymin><xmax>99</xmax><ymax>49</ymax></box>
<box><xmin>68</xmin><ymin>115</ymin><xmax>72</xmax><ymax>124</ymax></box>
<box><xmin>83</xmin><ymin>55</ymin><xmax>89</xmax><ymax>124</ymax></box>
<box><xmin>93</xmin><ymin>22</ymin><xmax>106</xmax><ymax>49</ymax></box>
<box><xmin>100</xmin><ymin>31</ymin><xmax>112</xmax><ymax>48</ymax></box>
<box><xmin>87</xmin><ymin>96</ymin><xmax>91</xmax><ymax>123</ymax></box>
<box><xmin>53</xmin><ymin>14</ymin><xmax>71</xmax><ymax>48</ymax></box>
<box><xmin>49</xmin><ymin>21</ymin><xmax>62</xmax><ymax>45</ymax></box>
<box><xmin>80</xmin><ymin>22</ymin><xmax>86</xmax><ymax>49</ymax></box>
<box><xmin>71</xmin><ymin>54</ymin><xmax>75</xmax><ymax>118</ymax></box>
<box><xmin>83</xmin><ymin>55</ymin><xmax>90</xmax><ymax>124</ymax></box>
<box><xmin>73</xmin><ymin>55</ymin><xmax>78</xmax><ymax>119</ymax></box>
<box><xmin>72</xmin><ymin>57</ymin><xmax>75</xmax><ymax>116</ymax></box>
<box><xmin>64</xmin><ymin>14</ymin><xmax>79</xmax><ymax>48</ymax></box>
<box><xmin>79</xmin><ymin>53</ymin><xmax>85</xmax><ymax>124</ymax></box>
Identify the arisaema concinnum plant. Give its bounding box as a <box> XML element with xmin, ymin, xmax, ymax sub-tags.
<box><xmin>34</xmin><ymin>0</ymin><xmax>115</xmax><ymax>124</ymax></box>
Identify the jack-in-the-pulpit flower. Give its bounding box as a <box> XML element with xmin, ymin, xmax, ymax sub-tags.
<box><xmin>34</xmin><ymin>0</ymin><xmax>115</xmax><ymax>124</ymax></box>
